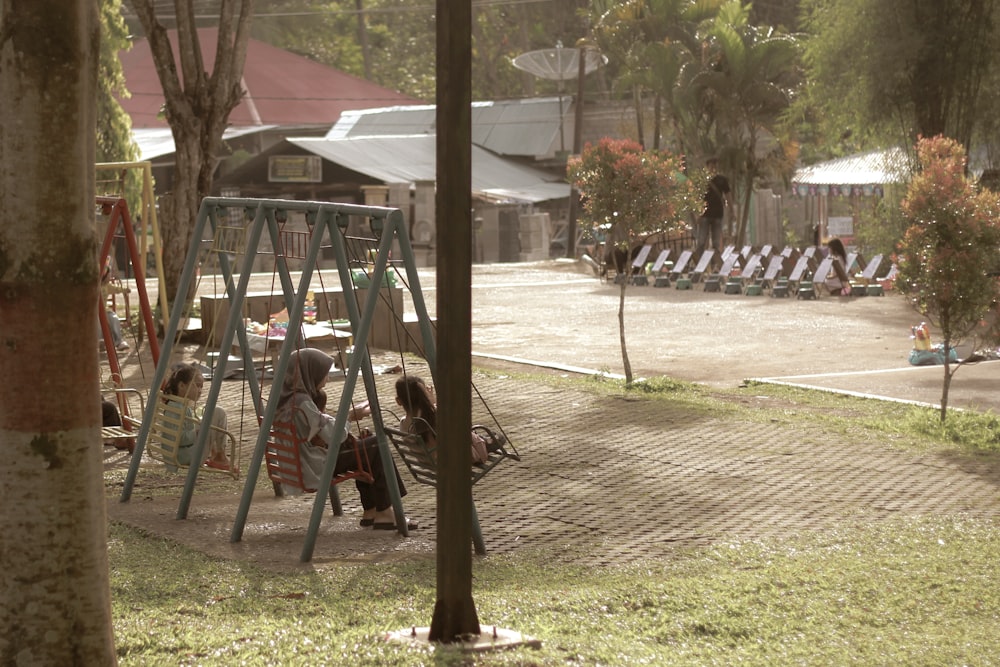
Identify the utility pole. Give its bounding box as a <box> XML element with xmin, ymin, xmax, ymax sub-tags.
<box><xmin>567</xmin><ymin>43</ymin><xmax>588</xmax><ymax>259</ymax></box>
<box><xmin>431</xmin><ymin>0</ymin><xmax>478</xmax><ymax>642</ymax></box>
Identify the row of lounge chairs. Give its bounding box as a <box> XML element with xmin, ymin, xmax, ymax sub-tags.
<box><xmin>619</xmin><ymin>244</ymin><xmax>897</xmax><ymax>299</ymax></box>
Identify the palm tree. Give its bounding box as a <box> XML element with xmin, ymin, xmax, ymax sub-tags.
<box><xmin>688</xmin><ymin>1</ymin><xmax>800</xmax><ymax>245</ymax></box>
<box><xmin>591</xmin><ymin>0</ymin><xmax>722</xmax><ymax>152</ymax></box>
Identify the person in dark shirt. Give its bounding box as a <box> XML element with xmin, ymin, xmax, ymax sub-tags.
<box><xmin>694</xmin><ymin>158</ymin><xmax>734</xmax><ymax>267</ymax></box>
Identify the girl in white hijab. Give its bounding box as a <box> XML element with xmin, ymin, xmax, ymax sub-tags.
<box><xmin>277</xmin><ymin>348</ymin><xmax>413</xmax><ymax>530</ymax></box>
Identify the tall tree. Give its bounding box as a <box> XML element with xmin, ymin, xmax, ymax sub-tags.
<box><xmin>126</xmin><ymin>0</ymin><xmax>254</xmax><ymax>308</ymax></box>
<box><xmin>591</xmin><ymin>0</ymin><xmax>723</xmax><ymax>153</ymax></box>
<box><xmin>801</xmin><ymin>0</ymin><xmax>1000</xmax><ymax>158</ymax></box>
<box><xmin>99</xmin><ymin>0</ymin><xmax>139</xmax><ymax>164</ymax></box>
<box><xmin>896</xmin><ymin>136</ymin><xmax>1000</xmax><ymax>421</ymax></box>
<box><xmin>689</xmin><ymin>0</ymin><xmax>800</xmax><ymax>245</ymax></box>
<box><xmin>255</xmin><ymin>0</ymin><xmax>592</xmax><ymax>102</ymax></box>
<box><xmin>568</xmin><ymin>138</ymin><xmax>702</xmax><ymax>384</ymax></box>
<box><xmin>0</xmin><ymin>1</ymin><xmax>117</xmax><ymax>663</ymax></box>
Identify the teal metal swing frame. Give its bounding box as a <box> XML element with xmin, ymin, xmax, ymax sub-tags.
<box><xmin>119</xmin><ymin>198</ymin><xmax>439</xmax><ymax>563</ymax></box>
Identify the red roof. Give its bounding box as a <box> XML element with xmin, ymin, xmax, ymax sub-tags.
<box><xmin>120</xmin><ymin>28</ymin><xmax>424</xmax><ymax>129</ymax></box>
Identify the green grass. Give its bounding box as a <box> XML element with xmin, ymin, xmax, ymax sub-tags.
<box><xmin>542</xmin><ymin>369</ymin><xmax>1000</xmax><ymax>455</ymax></box>
<box><xmin>109</xmin><ymin>371</ymin><xmax>1000</xmax><ymax>664</ymax></box>
<box><xmin>110</xmin><ymin>516</ymin><xmax>1000</xmax><ymax>666</ymax></box>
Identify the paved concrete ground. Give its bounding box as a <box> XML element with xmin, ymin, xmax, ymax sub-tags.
<box><xmin>105</xmin><ymin>260</ymin><xmax>1000</xmax><ymax>570</ymax></box>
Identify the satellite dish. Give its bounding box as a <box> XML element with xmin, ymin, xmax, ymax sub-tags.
<box><xmin>512</xmin><ymin>44</ymin><xmax>606</xmax><ymax>82</ymax></box>
<box><xmin>512</xmin><ymin>42</ymin><xmax>607</xmax><ymax>156</ymax></box>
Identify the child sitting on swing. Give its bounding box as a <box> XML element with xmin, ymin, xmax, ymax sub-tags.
<box><xmin>394</xmin><ymin>375</ymin><xmax>505</xmax><ymax>465</ymax></box>
<box><xmin>162</xmin><ymin>363</ymin><xmax>232</xmax><ymax>471</ymax></box>
<box><xmin>277</xmin><ymin>348</ymin><xmax>415</xmax><ymax>530</ymax></box>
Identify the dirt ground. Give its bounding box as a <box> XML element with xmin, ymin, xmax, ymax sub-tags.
<box><xmin>463</xmin><ymin>260</ymin><xmax>997</xmax><ymax>410</ymax></box>
<box><xmin>104</xmin><ymin>259</ymin><xmax>1000</xmax><ymax>571</ymax></box>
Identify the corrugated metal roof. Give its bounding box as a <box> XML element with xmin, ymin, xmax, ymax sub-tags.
<box><xmin>792</xmin><ymin>147</ymin><xmax>911</xmax><ymax>185</ymax></box>
<box><xmin>289</xmin><ymin>135</ymin><xmax>570</xmax><ymax>203</ymax></box>
<box><xmin>325</xmin><ymin>97</ymin><xmax>569</xmax><ymax>159</ymax></box>
<box><xmin>133</xmin><ymin>125</ymin><xmax>276</xmax><ymax>161</ymax></box>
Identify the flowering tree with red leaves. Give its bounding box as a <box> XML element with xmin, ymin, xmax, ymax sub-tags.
<box><xmin>568</xmin><ymin>137</ymin><xmax>702</xmax><ymax>384</ymax></box>
<box><xmin>896</xmin><ymin>135</ymin><xmax>1000</xmax><ymax>420</ymax></box>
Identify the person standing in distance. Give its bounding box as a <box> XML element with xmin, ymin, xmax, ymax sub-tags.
<box><xmin>694</xmin><ymin>157</ymin><xmax>734</xmax><ymax>269</ymax></box>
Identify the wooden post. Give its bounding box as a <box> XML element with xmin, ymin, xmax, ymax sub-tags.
<box><xmin>430</xmin><ymin>0</ymin><xmax>480</xmax><ymax>642</ymax></box>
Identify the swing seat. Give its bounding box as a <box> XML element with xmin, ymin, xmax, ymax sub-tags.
<box><xmin>382</xmin><ymin>415</ymin><xmax>520</xmax><ymax>555</ymax></box>
<box><xmin>383</xmin><ymin>418</ymin><xmax>519</xmax><ymax>488</ymax></box>
<box><xmin>146</xmin><ymin>395</ymin><xmax>240</xmax><ymax>479</ymax></box>
<box><xmin>264</xmin><ymin>415</ymin><xmax>375</xmax><ymax>516</ymax></box>
<box><xmin>101</xmin><ymin>387</ymin><xmax>146</xmax><ymax>452</ymax></box>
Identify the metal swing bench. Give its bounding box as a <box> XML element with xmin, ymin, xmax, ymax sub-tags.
<box><xmin>103</xmin><ymin>387</ymin><xmax>238</xmax><ymax>479</ymax></box>
<box><xmin>141</xmin><ymin>394</ymin><xmax>240</xmax><ymax>478</ymax></box>
<box><xmin>101</xmin><ymin>387</ymin><xmax>145</xmax><ymax>452</ymax></box>
<box><xmin>381</xmin><ymin>412</ymin><xmax>520</xmax><ymax>554</ymax></box>
<box><xmin>263</xmin><ymin>408</ymin><xmax>375</xmax><ymax>516</ymax></box>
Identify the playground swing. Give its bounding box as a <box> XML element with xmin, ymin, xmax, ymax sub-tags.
<box><xmin>125</xmin><ymin>237</ymin><xmax>250</xmax><ymax>479</ymax></box>
<box><xmin>381</xmin><ymin>414</ymin><xmax>516</xmax><ymax>487</ymax></box>
<box><xmin>101</xmin><ymin>386</ymin><xmax>145</xmax><ymax>452</ymax></box>
<box><xmin>357</xmin><ymin>233</ymin><xmax>519</xmax><ymax>468</ymax></box>
<box><xmin>213</xmin><ymin>197</ymin><xmax>521</xmax><ymax>561</ymax></box>
<box><xmin>340</xmin><ymin>234</ymin><xmax>521</xmax><ymax>555</ymax></box>
<box><xmin>145</xmin><ymin>393</ymin><xmax>240</xmax><ymax>478</ymax></box>
<box><xmin>225</xmin><ymin>200</ymin><xmax>434</xmax><ymax>563</ymax></box>
<box><xmin>263</xmin><ymin>407</ymin><xmax>375</xmax><ymax>513</ymax></box>
<box><xmin>253</xmin><ymin>209</ymin><xmax>379</xmax><ymax>514</ymax></box>
<box><xmin>96</xmin><ymin>196</ymin><xmax>161</xmax><ymax>451</ymax></box>
<box><xmin>116</xmin><ymin>199</ymin><xmax>383</xmax><ymax>525</ymax></box>
<box><xmin>120</xmin><ymin>202</ymin><xmax>288</xmax><ymax>510</ymax></box>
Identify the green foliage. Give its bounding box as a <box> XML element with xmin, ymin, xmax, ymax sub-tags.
<box><xmin>590</xmin><ymin>0</ymin><xmax>726</xmax><ymax>154</ymax></box>
<box><xmin>693</xmin><ymin>1</ymin><xmax>802</xmax><ymax>244</ymax></box>
<box><xmin>567</xmin><ymin>137</ymin><xmax>702</xmax><ymax>385</ymax></box>
<box><xmin>896</xmin><ymin>135</ymin><xmax>1000</xmax><ymax>419</ymax></box>
<box><xmin>626</xmin><ymin>375</ymin><xmax>696</xmax><ymax>394</ymax></box>
<box><xmin>901</xmin><ymin>407</ymin><xmax>1000</xmax><ymax>452</ymax></box>
<box><xmin>897</xmin><ymin>136</ymin><xmax>1000</xmax><ymax>348</ymax></box>
<box><xmin>801</xmin><ymin>0</ymin><xmax>1000</xmax><ymax>154</ymax></box>
<box><xmin>853</xmin><ymin>188</ymin><xmax>910</xmax><ymax>259</ymax></box>
<box><xmin>98</xmin><ymin>0</ymin><xmax>138</xmax><ymax>164</ymax></box>
<box><xmin>567</xmin><ymin>137</ymin><xmax>701</xmax><ymax>245</ymax></box>
<box><xmin>253</xmin><ymin>0</ymin><xmax>592</xmax><ymax>102</ymax></box>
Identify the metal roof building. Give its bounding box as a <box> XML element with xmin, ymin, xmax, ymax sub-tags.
<box><xmin>791</xmin><ymin>147</ymin><xmax>911</xmax><ymax>197</ymax></box>
<box><xmin>288</xmin><ymin>134</ymin><xmax>570</xmax><ymax>204</ymax></box>
<box><xmin>119</xmin><ymin>28</ymin><xmax>422</xmax><ymax>130</ymax></box>
<box><xmin>325</xmin><ymin>97</ymin><xmax>570</xmax><ymax>160</ymax></box>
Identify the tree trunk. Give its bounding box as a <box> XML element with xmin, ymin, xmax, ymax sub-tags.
<box><xmin>127</xmin><ymin>0</ymin><xmax>253</xmax><ymax>311</ymax></box>
<box><xmin>939</xmin><ymin>339</ymin><xmax>953</xmax><ymax>422</ymax></box>
<box><xmin>735</xmin><ymin>166</ymin><xmax>755</xmax><ymax>248</ymax></box>
<box><xmin>652</xmin><ymin>93</ymin><xmax>662</xmax><ymax>151</ymax></box>
<box><xmin>0</xmin><ymin>2</ymin><xmax>117</xmax><ymax>664</ymax></box>
<box><xmin>355</xmin><ymin>0</ymin><xmax>371</xmax><ymax>80</ymax></box>
<box><xmin>619</xmin><ymin>279</ymin><xmax>633</xmax><ymax>384</ymax></box>
<box><xmin>633</xmin><ymin>86</ymin><xmax>645</xmax><ymax>149</ymax></box>
<box><xmin>160</xmin><ymin>131</ymin><xmax>209</xmax><ymax>310</ymax></box>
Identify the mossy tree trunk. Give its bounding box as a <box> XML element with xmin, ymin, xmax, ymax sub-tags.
<box><xmin>0</xmin><ymin>2</ymin><xmax>118</xmax><ymax>663</ymax></box>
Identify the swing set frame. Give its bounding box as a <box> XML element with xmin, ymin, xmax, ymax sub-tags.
<box><xmin>119</xmin><ymin>196</ymin><xmax>517</xmax><ymax>563</ymax></box>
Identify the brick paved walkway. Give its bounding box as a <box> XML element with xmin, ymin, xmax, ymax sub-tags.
<box><xmin>105</xmin><ymin>260</ymin><xmax>1000</xmax><ymax>569</ymax></box>
<box><xmin>106</xmin><ymin>356</ymin><xmax>1000</xmax><ymax>571</ymax></box>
